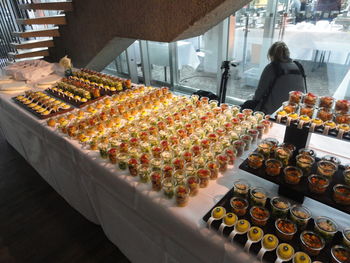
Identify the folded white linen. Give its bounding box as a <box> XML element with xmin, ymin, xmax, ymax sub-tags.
<box><xmin>0</xmin><ymin>81</ymin><xmax>28</xmax><ymax>91</ymax></box>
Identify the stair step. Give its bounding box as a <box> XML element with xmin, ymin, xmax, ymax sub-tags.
<box><xmin>12</xmin><ymin>27</ymin><xmax>60</xmax><ymax>38</ymax></box>
<box><xmin>8</xmin><ymin>48</ymin><xmax>49</xmax><ymax>59</ymax></box>
<box><xmin>8</xmin><ymin>56</ymin><xmax>45</xmax><ymax>63</ymax></box>
<box><xmin>16</xmin><ymin>15</ymin><xmax>66</xmax><ymax>25</ymax></box>
<box><xmin>19</xmin><ymin>1</ymin><xmax>73</xmax><ymax>11</ymax></box>
<box><xmin>11</xmin><ymin>39</ymin><xmax>54</xmax><ymax>49</ymax></box>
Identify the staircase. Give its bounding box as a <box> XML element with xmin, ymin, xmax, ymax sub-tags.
<box><xmin>9</xmin><ymin>1</ymin><xmax>73</xmax><ymax>62</ymax></box>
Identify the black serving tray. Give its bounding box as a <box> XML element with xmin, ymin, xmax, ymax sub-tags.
<box><xmin>46</xmin><ymin>89</ymin><xmax>106</xmax><ymax>108</ymax></box>
<box><xmin>239</xmin><ymin>156</ymin><xmax>350</xmax><ymax>215</ymax></box>
<box><xmin>202</xmin><ymin>188</ymin><xmax>343</xmax><ymax>263</ymax></box>
<box><xmin>12</xmin><ymin>97</ymin><xmax>73</xmax><ymax>120</ymax></box>
<box><xmin>269</xmin><ymin>114</ymin><xmax>350</xmax><ymax>142</ymax></box>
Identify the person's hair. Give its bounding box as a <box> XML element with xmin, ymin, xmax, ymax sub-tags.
<box><xmin>268</xmin><ymin>41</ymin><xmax>291</xmax><ymax>63</ymax></box>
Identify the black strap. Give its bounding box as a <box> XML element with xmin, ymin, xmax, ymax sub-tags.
<box><xmin>257</xmin><ymin>61</ymin><xmax>306</xmax><ymax>111</ymax></box>
<box><xmin>293</xmin><ymin>60</ymin><xmax>308</xmax><ymax>93</ymax></box>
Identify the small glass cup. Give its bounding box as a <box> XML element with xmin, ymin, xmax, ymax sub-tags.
<box><xmin>300</xmin><ymin>104</ymin><xmax>315</xmax><ymax>118</ymax></box>
<box><xmin>342</xmin><ymin>228</ymin><xmax>350</xmax><ymax>248</ymax></box>
<box><xmin>248</xmin><ymin>152</ymin><xmax>264</xmax><ymax>169</ymax></box>
<box><xmin>275</xmin><ymin>218</ymin><xmax>297</xmax><ymax>241</ymax></box>
<box><xmin>186</xmin><ymin>176</ymin><xmax>200</xmax><ymax>197</ymax></box>
<box><xmin>319</xmin><ymin>96</ymin><xmax>334</xmax><ymax>109</ymax></box>
<box><xmin>230</xmin><ymin>197</ymin><xmax>249</xmax><ymax>216</ymax></box>
<box><xmin>298</xmin><ymin>148</ymin><xmax>316</xmax><ymax>158</ymax></box>
<box><xmin>317</xmin><ymin>107</ymin><xmax>334</xmax><ymax>122</ymax></box>
<box><xmin>233</xmin><ymin>140</ymin><xmax>246</xmax><ymax>157</ymax></box>
<box><xmin>331</xmin><ymin>245</ymin><xmax>350</xmax><ymax>263</ymax></box>
<box><xmin>275</xmin><ymin>147</ymin><xmax>292</xmax><ymax>166</ymax></box>
<box><xmin>307</xmin><ymin>174</ymin><xmax>330</xmax><ymax>194</ymax></box>
<box><xmin>175</xmin><ymin>185</ymin><xmax>190</xmax><ymax>207</ymax></box>
<box><xmin>197</xmin><ymin>168</ymin><xmax>210</xmax><ymax>188</ymax></box>
<box><xmin>233</xmin><ymin>179</ymin><xmax>250</xmax><ymax>197</ymax></box>
<box><xmin>284</xmin><ymin>166</ymin><xmax>303</xmax><ymax>185</ymax></box>
<box><xmin>257</xmin><ymin>140</ymin><xmax>273</xmax><ymax>159</ymax></box>
<box><xmin>151</xmin><ymin>171</ymin><xmax>163</xmax><ymax>191</ymax></box>
<box><xmin>224</xmin><ymin>147</ymin><xmax>237</xmax><ymax>165</ymax></box>
<box><xmin>255</xmin><ymin>124</ymin><xmax>265</xmax><ymax>139</ymax></box>
<box><xmin>335</xmin><ymin>99</ymin><xmax>350</xmax><ymax>113</ymax></box>
<box><xmin>303</xmin><ymin>92</ymin><xmax>317</xmax><ymax>106</ymax></box>
<box><xmin>300</xmin><ymin>231</ymin><xmax>325</xmax><ymax>256</ymax></box>
<box><xmin>206</xmin><ymin>161</ymin><xmax>219</xmax><ymax>180</ymax></box>
<box><xmin>283</xmin><ymin>102</ymin><xmax>298</xmax><ymax>114</ymax></box>
<box><xmin>240</xmin><ymin>134</ymin><xmax>252</xmax><ymax>151</ymax></box>
<box><xmin>295</xmin><ymin>154</ymin><xmax>314</xmax><ymax>176</ymax></box>
<box><xmin>138</xmin><ymin>165</ymin><xmax>151</xmax><ymax>183</ymax></box>
<box><xmin>128</xmin><ymin>158</ymin><xmax>138</xmax><ymax>177</ymax></box>
<box><xmin>247</xmin><ymin>129</ymin><xmax>259</xmax><ymax>143</ymax></box>
<box><xmin>216</xmin><ymin>154</ymin><xmax>229</xmax><ymax>172</ymax></box>
<box><xmin>289</xmin><ymin>205</ymin><xmax>311</xmax><ymax>231</ymax></box>
<box><xmin>317</xmin><ymin>160</ymin><xmax>337</xmax><ymax>179</ymax></box>
<box><xmin>289</xmin><ymin>91</ymin><xmax>303</xmax><ymax>104</ymax></box>
<box><xmin>314</xmin><ymin>216</ymin><xmax>338</xmax><ymax>243</ymax></box>
<box><xmin>184</xmin><ymin>162</ymin><xmax>196</xmax><ymax>177</ymax></box>
<box><xmin>333</xmin><ymin>184</ymin><xmax>350</xmax><ymax>205</ymax></box>
<box><xmin>270</xmin><ymin>197</ymin><xmax>290</xmax><ymax>219</ymax></box>
<box><xmin>265</xmin><ymin>159</ymin><xmax>283</xmax><ymax>176</ymax></box>
<box><xmin>344</xmin><ymin>170</ymin><xmax>350</xmax><ymax>186</ymax></box>
<box><xmin>250</xmin><ymin>206</ymin><xmax>270</xmax><ymax>226</ymax></box>
<box><xmin>173</xmin><ymin>170</ymin><xmax>186</xmax><ymax>185</ymax></box>
<box><xmin>250</xmin><ymin>187</ymin><xmax>267</xmax><ymax>207</ymax></box>
<box><xmin>162</xmin><ymin>177</ymin><xmax>175</xmax><ymax>199</ymax></box>
<box><xmin>260</xmin><ymin>120</ymin><xmax>271</xmax><ymax>134</ymax></box>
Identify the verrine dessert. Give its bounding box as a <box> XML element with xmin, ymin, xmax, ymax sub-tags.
<box><xmin>308</xmin><ymin>174</ymin><xmax>329</xmax><ymax>194</ymax></box>
<box><xmin>265</xmin><ymin>159</ymin><xmax>283</xmax><ymax>176</ymax></box>
<box><xmin>300</xmin><ymin>231</ymin><xmax>325</xmax><ymax>256</ymax></box>
<box><xmin>275</xmin><ymin>218</ymin><xmax>297</xmax><ymax>241</ymax></box>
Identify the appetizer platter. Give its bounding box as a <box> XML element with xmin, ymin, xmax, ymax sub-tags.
<box><xmin>73</xmin><ymin>68</ymin><xmax>132</xmax><ymax>95</ymax></box>
<box><xmin>203</xmin><ymin>183</ymin><xmax>350</xmax><ymax>263</ymax></box>
<box><xmin>12</xmin><ymin>91</ymin><xmax>73</xmax><ymax>119</ymax></box>
<box><xmin>46</xmin><ymin>88</ymin><xmax>273</xmax><ymax>207</ymax></box>
<box><xmin>272</xmin><ymin>91</ymin><xmax>350</xmax><ymax>141</ymax></box>
<box><xmin>239</xmin><ymin>139</ymin><xmax>350</xmax><ymax>214</ymax></box>
<box><xmin>46</xmin><ymin>77</ymin><xmax>106</xmax><ymax>108</ymax></box>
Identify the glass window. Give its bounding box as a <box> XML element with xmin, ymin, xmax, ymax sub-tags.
<box><xmin>227</xmin><ymin>0</ymin><xmax>350</xmax><ymax>102</ymax></box>
<box><xmin>174</xmin><ymin>21</ymin><xmax>228</xmax><ymax>95</ymax></box>
<box><xmin>146</xmin><ymin>41</ymin><xmax>170</xmax><ymax>84</ymax></box>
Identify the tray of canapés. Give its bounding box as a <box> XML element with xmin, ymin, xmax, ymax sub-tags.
<box><xmin>12</xmin><ymin>91</ymin><xmax>72</xmax><ymax>119</ymax></box>
<box><xmin>72</xmin><ymin>68</ymin><xmax>132</xmax><ymax>95</ymax></box>
<box><xmin>46</xmin><ymin>77</ymin><xmax>106</xmax><ymax>108</ymax></box>
<box><xmin>203</xmin><ymin>182</ymin><xmax>350</xmax><ymax>263</ymax></box>
<box><xmin>273</xmin><ymin>91</ymin><xmax>350</xmax><ymax>140</ymax></box>
<box><xmin>238</xmin><ymin>138</ymin><xmax>350</xmax><ymax>214</ymax></box>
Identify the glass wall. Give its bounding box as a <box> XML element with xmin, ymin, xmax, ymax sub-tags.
<box><xmin>104</xmin><ymin>0</ymin><xmax>350</xmax><ymax>101</ymax></box>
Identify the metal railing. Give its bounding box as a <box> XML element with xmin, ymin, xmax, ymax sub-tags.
<box><xmin>0</xmin><ymin>0</ymin><xmax>28</xmax><ymax>68</ymax></box>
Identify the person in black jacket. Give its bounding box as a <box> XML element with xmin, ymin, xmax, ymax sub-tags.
<box><xmin>252</xmin><ymin>41</ymin><xmax>306</xmax><ymax>114</ymax></box>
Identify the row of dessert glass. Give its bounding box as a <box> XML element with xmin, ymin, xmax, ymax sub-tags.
<box><xmin>207</xmin><ymin>180</ymin><xmax>350</xmax><ymax>263</ymax></box>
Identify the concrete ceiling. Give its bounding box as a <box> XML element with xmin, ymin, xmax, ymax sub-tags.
<box><xmin>49</xmin><ymin>0</ymin><xmax>250</xmax><ymax>70</ymax></box>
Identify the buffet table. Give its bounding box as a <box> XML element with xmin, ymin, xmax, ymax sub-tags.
<box><xmin>0</xmin><ymin>89</ymin><xmax>350</xmax><ymax>263</ymax></box>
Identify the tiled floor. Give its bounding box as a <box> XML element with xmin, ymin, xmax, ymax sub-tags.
<box><xmin>0</xmin><ymin>131</ymin><xmax>130</xmax><ymax>263</ymax></box>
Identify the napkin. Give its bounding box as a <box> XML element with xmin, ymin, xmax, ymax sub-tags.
<box><xmin>0</xmin><ymin>81</ymin><xmax>28</xmax><ymax>91</ymax></box>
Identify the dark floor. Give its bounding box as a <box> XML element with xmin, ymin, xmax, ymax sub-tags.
<box><xmin>0</xmin><ymin>132</ymin><xmax>130</xmax><ymax>263</ymax></box>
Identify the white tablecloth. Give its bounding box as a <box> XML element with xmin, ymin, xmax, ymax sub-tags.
<box><xmin>1</xmin><ymin>90</ymin><xmax>350</xmax><ymax>263</ymax></box>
